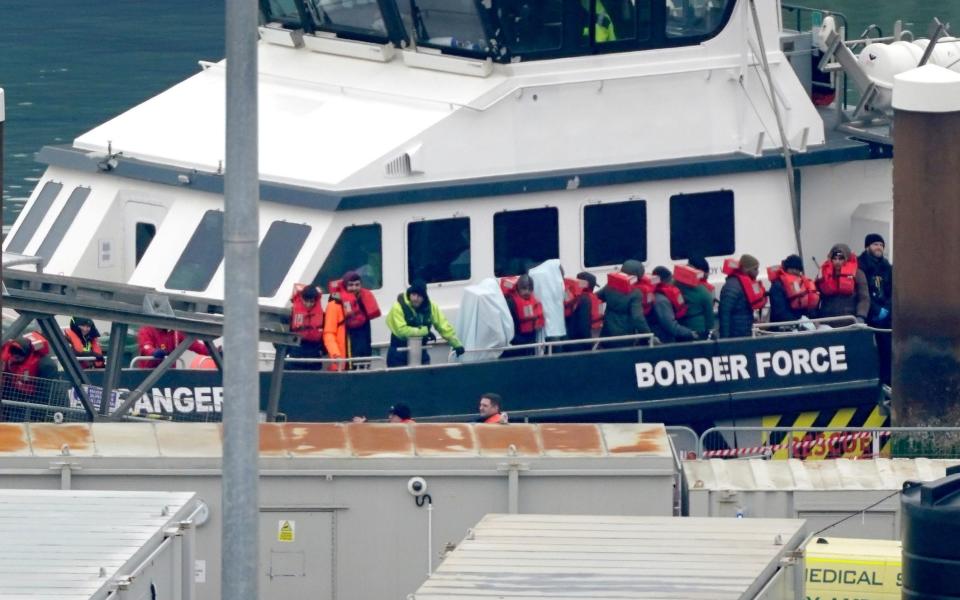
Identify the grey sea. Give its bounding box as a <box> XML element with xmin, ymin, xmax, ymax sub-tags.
<box><xmin>1</xmin><ymin>0</ymin><xmax>957</xmax><ymax>226</ymax></box>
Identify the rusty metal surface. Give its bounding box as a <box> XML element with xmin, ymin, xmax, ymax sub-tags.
<box><xmin>893</xmin><ymin>109</ymin><xmax>960</xmax><ymax>426</ymax></box>
<box><xmin>1</xmin><ymin>423</ymin><xmax>672</xmax><ymax>458</ymax></box>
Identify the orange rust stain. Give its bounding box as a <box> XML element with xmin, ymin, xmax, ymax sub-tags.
<box><xmin>607</xmin><ymin>428</ymin><xmax>666</xmax><ymax>454</ymax></box>
<box><xmin>475</xmin><ymin>424</ymin><xmax>541</xmax><ymax>456</ymax></box>
<box><xmin>540</xmin><ymin>424</ymin><xmax>603</xmax><ymax>455</ymax></box>
<box><xmin>283</xmin><ymin>423</ymin><xmax>349</xmax><ymax>456</ymax></box>
<box><xmin>259</xmin><ymin>423</ymin><xmax>287</xmax><ymax>456</ymax></box>
<box><xmin>346</xmin><ymin>423</ymin><xmax>413</xmax><ymax>457</ymax></box>
<box><xmin>0</xmin><ymin>424</ymin><xmax>29</xmax><ymax>454</ymax></box>
<box><xmin>30</xmin><ymin>424</ymin><xmax>93</xmax><ymax>452</ymax></box>
<box><xmin>412</xmin><ymin>424</ymin><xmax>477</xmax><ymax>455</ymax></box>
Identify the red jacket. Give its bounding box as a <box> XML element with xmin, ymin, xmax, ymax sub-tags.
<box><xmin>1</xmin><ymin>334</ymin><xmax>58</xmax><ymax>396</ymax></box>
<box><xmin>137</xmin><ymin>327</ymin><xmax>209</xmax><ymax>368</ymax></box>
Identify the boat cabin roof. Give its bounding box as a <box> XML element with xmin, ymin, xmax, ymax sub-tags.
<box><xmin>261</xmin><ymin>0</ymin><xmax>738</xmax><ymax>62</ymax></box>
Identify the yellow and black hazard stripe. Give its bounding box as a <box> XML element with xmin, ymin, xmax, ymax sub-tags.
<box><xmin>762</xmin><ymin>405</ymin><xmax>890</xmax><ymax>460</ymax></box>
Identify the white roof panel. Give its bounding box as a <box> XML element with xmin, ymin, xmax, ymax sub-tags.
<box><xmin>414</xmin><ymin>514</ymin><xmax>805</xmax><ymax>599</ymax></box>
<box><xmin>0</xmin><ymin>489</ymin><xmax>197</xmax><ymax>600</ymax></box>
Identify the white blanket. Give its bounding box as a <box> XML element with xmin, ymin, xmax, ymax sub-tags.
<box><xmin>528</xmin><ymin>259</ymin><xmax>567</xmax><ymax>338</ymax></box>
<box><xmin>454</xmin><ymin>278</ymin><xmax>515</xmax><ymax>362</ymax></box>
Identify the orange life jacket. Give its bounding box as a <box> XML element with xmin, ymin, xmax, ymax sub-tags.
<box><xmin>656</xmin><ymin>283</ymin><xmax>689</xmax><ymax>319</ymax></box>
<box><xmin>634</xmin><ymin>276</ymin><xmax>656</xmax><ymax>316</ymax></box>
<box><xmin>500</xmin><ymin>276</ymin><xmax>519</xmax><ymax>295</ymax></box>
<box><xmin>779</xmin><ymin>272</ymin><xmax>821</xmax><ymax>311</ymax></box>
<box><xmin>510</xmin><ymin>292</ymin><xmax>545</xmax><ymax>334</ymax></box>
<box><xmin>818</xmin><ymin>257</ymin><xmax>858</xmax><ymax>297</ymax></box>
<box><xmin>484</xmin><ymin>413</ymin><xmax>504</xmax><ymax>424</ymax></box>
<box><xmin>64</xmin><ymin>329</ymin><xmax>104</xmax><ymax>368</ymax></box>
<box><xmin>290</xmin><ymin>285</ymin><xmax>324</xmax><ymax>342</ymax></box>
<box><xmin>734</xmin><ymin>271</ymin><xmax>767</xmax><ymax>310</ymax></box>
<box><xmin>563</xmin><ymin>278</ymin><xmax>584</xmax><ymax>318</ymax></box>
<box><xmin>581</xmin><ymin>290</ymin><xmax>604</xmax><ymax>333</ymax></box>
<box><xmin>1</xmin><ymin>333</ymin><xmax>52</xmax><ymax>396</ymax></box>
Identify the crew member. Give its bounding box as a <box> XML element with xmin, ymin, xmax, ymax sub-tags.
<box><xmin>386</xmin><ymin>280</ymin><xmax>464</xmax><ymax>367</ymax></box>
<box><xmin>580</xmin><ymin>0</ymin><xmax>617</xmax><ymax>42</ymax></box>
<box><xmin>503</xmin><ymin>275</ymin><xmax>544</xmax><ymax>357</ymax></box>
<box><xmin>388</xmin><ymin>402</ymin><xmax>414</xmax><ymax>423</ymax></box>
<box><xmin>817</xmin><ymin>243</ymin><xmax>869</xmax><ymax>322</ymax></box>
<box><xmin>677</xmin><ymin>256</ymin><xmax>715</xmax><ymax>339</ymax></box>
<box><xmin>478</xmin><ymin>392</ymin><xmax>507</xmax><ymax>424</ymax></box>
<box><xmin>719</xmin><ymin>254</ymin><xmax>766</xmax><ymax>338</ymax></box>
<box><xmin>564</xmin><ymin>272</ymin><xmax>604</xmax><ymax>350</ymax></box>
<box><xmin>858</xmin><ymin>233</ymin><xmax>893</xmax><ymax>384</ymax></box>
<box><xmin>1</xmin><ymin>333</ymin><xmax>59</xmax><ymax>420</ymax></box>
<box><xmin>597</xmin><ymin>260</ymin><xmax>651</xmax><ymax>347</ymax></box>
<box><xmin>323</xmin><ymin>272</ymin><xmax>380</xmax><ymax>370</ymax></box>
<box><xmin>769</xmin><ymin>255</ymin><xmax>819</xmax><ymax>323</ymax></box>
<box><xmin>64</xmin><ymin>317</ymin><xmax>104</xmax><ymax>369</ymax></box>
<box><xmin>649</xmin><ymin>266</ymin><xmax>698</xmax><ymax>343</ymax></box>
<box><xmin>137</xmin><ymin>327</ymin><xmax>209</xmax><ymax>368</ymax></box>
<box><xmin>288</xmin><ymin>284</ymin><xmax>325</xmax><ymax>368</ymax></box>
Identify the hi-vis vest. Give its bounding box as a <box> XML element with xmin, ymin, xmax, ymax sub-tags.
<box><xmin>581</xmin><ymin>0</ymin><xmax>616</xmax><ymax>42</ymax></box>
<box><xmin>818</xmin><ymin>257</ymin><xmax>858</xmax><ymax>297</ymax></box>
<box><xmin>657</xmin><ymin>283</ymin><xmax>688</xmax><ymax>319</ymax></box>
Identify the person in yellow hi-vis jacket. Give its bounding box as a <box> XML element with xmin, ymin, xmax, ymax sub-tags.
<box><xmin>582</xmin><ymin>0</ymin><xmax>617</xmax><ymax>42</ymax></box>
<box><xmin>386</xmin><ymin>280</ymin><xmax>465</xmax><ymax>368</ymax></box>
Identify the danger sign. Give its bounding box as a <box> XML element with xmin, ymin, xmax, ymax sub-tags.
<box><xmin>278</xmin><ymin>520</ymin><xmax>295</xmax><ymax>542</ymax></box>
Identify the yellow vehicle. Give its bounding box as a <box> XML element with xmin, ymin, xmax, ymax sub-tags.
<box><xmin>805</xmin><ymin>537</ymin><xmax>902</xmax><ymax>600</ymax></box>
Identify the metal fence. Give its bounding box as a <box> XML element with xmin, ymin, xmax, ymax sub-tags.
<box><xmin>699</xmin><ymin>426</ymin><xmax>960</xmax><ymax>460</ymax></box>
<box><xmin>1</xmin><ymin>375</ymin><xmax>219</xmax><ymax>423</ymax></box>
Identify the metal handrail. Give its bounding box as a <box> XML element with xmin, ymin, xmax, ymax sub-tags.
<box><xmin>452</xmin><ymin>332</ymin><xmax>656</xmax><ymax>359</ymax></box>
<box><xmin>752</xmin><ymin>315</ymin><xmax>858</xmax><ymax>336</ymax></box>
<box><xmin>130</xmin><ymin>356</ymin><xmax>186</xmax><ymax>369</ymax></box>
<box><xmin>698</xmin><ymin>425</ymin><xmax>960</xmax><ymax>458</ymax></box>
<box><xmin>284</xmin><ymin>356</ymin><xmax>385</xmax><ymax>370</ymax></box>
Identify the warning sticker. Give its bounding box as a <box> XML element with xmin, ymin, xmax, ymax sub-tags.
<box><xmin>278</xmin><ymin>520</ymin><xmax>295</xmax><ymax>543</ymax></box>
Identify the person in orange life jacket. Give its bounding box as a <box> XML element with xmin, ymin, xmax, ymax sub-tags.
<box><xmin>64</xmin><ymin>317</ymin><xmax>104</xmax><ymax>369</ymax></box>
<box><xmin>719</xmin><ymin>254</ymin><xmax>766</xmax><ymax>339</ymax></box>
<box><xmin>386</xmin><ymin>280</ymin><xmax>464</xmax><ymax>368</ymax></box>
<box><xmin>478</xmin><ymin>392</ymin><xmax>507</xmax><ymax>424</ymax></box>
<box><xmin>816</xmin><ymin>243</ymin><xmax>869</xmax><ymax>322</ymax></box>
<box><xmin>1</xmin><ymin>334</ymin><xmax>59</xmax><ymax>421</ymax></box>
<box><xmin>769</xmin><ymin>254</ymin><xmax>820</xmax><ymax>323</ymax></box>
<box><xmin>564</xmin><ymin>272</ymin><xmax>604</xmax><ymax>351</ymax></box>
<box><xmin>388</xmin><ymin>402</ymin><xmax>414</xmax><ymax>423</ymax></box>
<box><xmin>137</xmin><ymin>326</ymin><xmax>210</xmax><ymax>369</ymax></box>
<box><xmin>597</xmin><ymin>260</ymin><xmax>652</xmax><ymax>348</ymax></box>
<box><xmin>287</xmin><ymin>285</ymin><xmax>325</xmax><ymax>369</ymax></box>
<box><xmin>323</xmin><ymin>271</ymin><xmax>380</xmax><ymax>370</ymax></box>
<box><xmin>677</xmin><ymin>256</ymin><xmax>715</xmax><ymax>339</ymax></box>
<box><xmin>649</xmin><ymin>266</ymin><xmax>698</xmax><ymax>343</ymax></box>
<box><xmin>502</xmin><ymin>275</ymin><xmax>545</xmax><ymax>358</ymax></box>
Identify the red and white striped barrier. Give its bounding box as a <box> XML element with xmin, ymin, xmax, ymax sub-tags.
<box><xmin>702</xmin><ymin>431</ymin><xmax>892</xmax><ymax>458</ymax></box>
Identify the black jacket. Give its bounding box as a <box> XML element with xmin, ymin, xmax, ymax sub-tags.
<box><xmin>649</xmin><ymin>293</ymin><xmax>696</xmax><ymax>343</ymax></box>
<box><xmin>718</xmin><ymin>276</ymin><xmax>755</xmax><ymax>338</ymax></box>
<box><xmin>769</xmin><ymin>280</ymin><xmax>805</xmax><ymax>323</ymax></box>
<box><xmin>597</xmin><ymin>285</ymin><xmax>650</xmax><ymax>344</ymax></box>
<box><xmin>858</xmin><ymin>251</ymin><xmax>893</xmax><ymax>325</ymax></box>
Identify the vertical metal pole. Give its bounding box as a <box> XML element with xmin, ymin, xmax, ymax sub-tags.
<box><xmin>407</xmin><ymin>336</ymin><xmax>422</xmax><ymax>366</ymax></box>
<box><xmin>223</xmin><ymin>0</ymin><xmax>260</xmax><ymax>598</ymax></box>
<box><xmin>100</xmin><ymin>322</ymin><xmax>128</xmax><ymax>417</ymax></box>
<box><xmin>1</xmin><ymin>88</ymin><xmax>5</xmax><ymax>230</ymax></box>
<box><xmin>266</xmin><ymin>345</ymin><xmax>287</xmax><ymax>422</ymax></box>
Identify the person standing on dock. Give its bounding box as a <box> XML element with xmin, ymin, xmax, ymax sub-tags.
<box><xmin>719</xmin><ymin>254</ymin><xmax>766</xmax><ymax>338</ymax></box>
<box><xmin>649</xmin><ymin>266</ymin><xmax>698</xmax><ymax>343</ymax></box>
<box><xmin>386</xmin><ymin>280</ymin><xmax>464</xmax><ymax>367</ymax></box>
<box><xmin>323</xmin><ymin>272</ymin><xmax>380</xmax><ymax>370</ymax></box>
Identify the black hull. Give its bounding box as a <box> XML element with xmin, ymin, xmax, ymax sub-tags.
<box><xmin>88</xmin><ymin>328</ymin><xmax>881</xmax><ymax>426</ymax></box>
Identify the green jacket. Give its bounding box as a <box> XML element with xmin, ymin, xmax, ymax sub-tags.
<box><xmin>678</xmin><ymin>282</ymin><xmax>715</xmax><ymax>336</ymax></box>
<box><xmin>386</xmin><ymin>293</ymin><xmax>462</xmax><ymax>349</ymax></box>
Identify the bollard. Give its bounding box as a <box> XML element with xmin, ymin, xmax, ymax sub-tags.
<box><xmin>891</xmin><ymin>65</ymin><xmax>960</xmax><ymax>427</ymax></box>
<box><xmin>407</xmin><ymin>336</ymin><xmax>423</xmax><ymax>367</ymax></box>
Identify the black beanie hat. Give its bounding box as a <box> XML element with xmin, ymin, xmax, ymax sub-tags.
<box><xmin>781</xmin><ymin>254</ymin><xmax>804</xmax><ymax>272</ymax></box>
<box><xmin>300</xmin><ymin>286</ymin><xmax>319</xmax><ymax>301</ymax></box>
<box><xmin>407</xmin><ymin>279</ymin><xmax>428</xmax><ymax>299</ymax></box>
<box><xmin>864</xmin><ymin>233</ymin><xmax>885</xmax><ymax>248</ymax></box>
<box><xmin>652</xmin><ymin>266</ymin><xmax>672</xmax><ymax>283</ymax></box>
<box><xmin>687</xmin><ymin>256</ymin><xmax>709</xmax><ymax>275</ymax></box>
<box><xmin>576</xmin><ymin>271</ymin><xmax>597</xmax><ymax>289</ymax></box>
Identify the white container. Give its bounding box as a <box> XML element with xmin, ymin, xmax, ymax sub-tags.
<box><xmin>914</xmin><ymin>37</ymin><xmax>960</xmax><ymax>74</ymax></box>
<box><xmin>858</xmin><ymin>41</ymin><xmax>924</xmax><ymax>87</ymax></box>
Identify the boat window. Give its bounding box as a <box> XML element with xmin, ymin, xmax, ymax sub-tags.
<box><xmin>669</xmin><ymin>190</ymin><xmax>735</xmax><ymax>259</ymax></box>
<box><xmin>36</xmin><ymin>187</ymin><xmax>91</xmax><ymax>268</ymax></box>
<box><xmin>307</xmin><ymin>0</ymin><xmax>392</xmax><ymax>41</ymax></box>
<box><xmin>583</xmin><ymin>200</ymin><xmax>647</xmax><ymax>267</ymax></box>
<box><xmin>497</xmin><ymin>0</ymin><xmax>564</xmax><ymax>53</ymax></box>
<box><xmin>407</xmin><ymin>217</ymin><xmax>471</xmax><ymax>284</ymax></box>
<box><xmin>312</xmin><ymin>224</ymin><xmax>383</xmax><ymax>291</ymax></box>
<box><xmin>407</xmin><ymin>0</ymin><xmax>492</xmax><ymax>56</ymax></box>
<box><xmin>666</xmin><ymin>0</ymin><xmax>733</xmax><ymax>39</ymax></box>
<box><xmin>591</xmin><ymin>0</ymin><xmax>643</xmax><ymax>43</ymax></box>
<box><xmin>262</xmin><ymin>0</ymin><xmax>305</xmax><ymax>28</ymax></box>
<box><xmin>135</xmin><ymin>223</ymin><xmax>157</xmax><ymax>266</ymax></box>
<box><xmin>5</xmin><ymin>181</ymin><xmax>62</xmax><ymax>254</ymax></box>
<box><xmin>260</xmin><ymin>221</ymin><xmax>313</xmax><ymax>297</ymax></box>
<box><xmin>494</xmin><ymin>207</ymin><xmax>559</xmax><ymax>276</ymax></box>
<box><xmin>165</xmin><ymin>210</ymin><xmax>225</xmax><ymax>292</ymax></box>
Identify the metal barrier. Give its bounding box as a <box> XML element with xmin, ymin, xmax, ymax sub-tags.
<box><xmin>452</xmin><ymin>333</ymin><xmax>657</xmax><ymax>360</ymax></box>
<box><xmin>284</xmin><ymin>356</ymin><xmax>386</xmax><ymax>371</ymax></box>
<box><xmin>129</xmin><ymin>356</ymin><xmax>186</xmax><ymax>369</ymax></box>
<box><xmin>699</xmin><ymin>426</ymin><xmax>960</xmax><ymax>460</ymax></box>
<box><xmin>1</xmin><ymin>375</ymin><xmax>74</xmax><ymax>422</ymax></box>
<box><xmin>665</xmin><ymin>425</ymin><xmax>699</xmax><ymax>460</ymax></box>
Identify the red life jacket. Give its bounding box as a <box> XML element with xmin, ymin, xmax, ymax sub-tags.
<box><xmin>633</xmin><ymin>276</ymin><xmax>656</xmax><ymax>316</ymax></box>
<box><xmin>818</xmin><ymin>257</ymin><xmax>858</xmax><ymax>297</ymax></box>
<box><xmin>583</xmin><ymin>291</ymin><xmax>604</xmax><ymax>333</ymax></box>
<box><xmin>606</xmin><ymin>272</ymin><xmax>637</xmax><ymax>294</ymax></box>
<box><xmin>290</xmin><ymin>285</ymin><xmax>324</xmax><ymax>340</ymax></box>
<box><xmin>734</xmin><ymin>271</ymin><xmax>767</xmax><ymax>310</ymax></box>
<box><xmin>337</xmin><ymin>288</ymin><xmax>381</xmax><ymax>329</ymax></box>
<box><xmin>500</xmin><ymin>276</ymin><xmax>519</xmax><ymax>295</ymax></box>
<box><xmin>510</xmin><ymin>292</ymin><xmax>545</xmax><ymax>334</ymax></box>
<box><xmin>1</xmin><ymin>333</ymin><xmax>52</xmax><ymax>396</ymax></box>
<box><xmin>780</xmin><ymin>272</ymin><xmax>821</xmax><ymax>311</ymax></box>
<box><xmin>563</xmin><ymin>278</ymin><xmax>584</xmax><ymax>318</ymax></box>
<box><xmin>656</xmin><ymin>283</ymin><xmax>689</xmax><ymax>319</ymax></box>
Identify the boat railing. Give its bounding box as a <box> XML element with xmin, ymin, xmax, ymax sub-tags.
<box><xmin>283</xmin><ymin>356</ymin><xmax>386</xmax><ymax>371</ymax></box>
<box><xmin>449</xmin><ymin>332</ymin><xmax>657</xmax><ymax>361</ymax></box>
<box><xmin>698</xmin><ymin>426</ymin><xmax>960</xmax><ymax>460</ymax></box>
<box><xmin>130</xmin><ymin>356</ymin><xmax>187</xmax><ymax>369</ymax></box>
<box><xmin>0</xmin><ymin>376</ymin><xmax>171</xmax><ymax>423</ymax></box>
<box><xmin>752</xmin><ymin>315</ymin><xmax>858</xmax><ymax>336</ymax></box>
